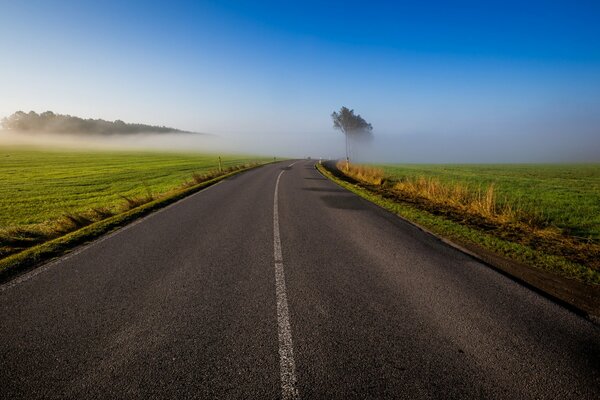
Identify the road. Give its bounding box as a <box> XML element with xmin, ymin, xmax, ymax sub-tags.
<box><xmin>1</xmin><ymin>160</ymin><xmax>599</xmax><ymax>399</ymax></box>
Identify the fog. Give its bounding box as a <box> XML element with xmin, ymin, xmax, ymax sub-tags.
<box><xmin>2</xmin><ymin>125</ymin><xmax>599</xmax><ymax>164</ymax></box>
<box><xmin>362</xmin><ymin>132</ymin><xmax>600</xmax><ymax>164</ymax></box>
<box><xmin>0</xmin><ymin>129</ymin><xmax>341</xmax><ymax>159</ymax></box>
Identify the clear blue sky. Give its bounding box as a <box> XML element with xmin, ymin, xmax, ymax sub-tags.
<box><xmin>1</xmin><ymin>0</ymin><xmax>599</xmax><ymax>161</ymax></box>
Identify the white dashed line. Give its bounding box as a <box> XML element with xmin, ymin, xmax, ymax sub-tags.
<box><xmin>273</xmin><ymin>162</ymin><xmax>300</xmax><ymax>400</ymax></box>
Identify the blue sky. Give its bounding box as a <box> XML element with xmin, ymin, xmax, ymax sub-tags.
<box><xmin>1</xmin><ymin>0</ymin><xmax>599</xmax><ymax>161</ymax></box>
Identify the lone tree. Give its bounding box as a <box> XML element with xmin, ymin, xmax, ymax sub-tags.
<box><xmin>331</xmin><ymin>106</ymin><xmax>373</xmax><ymax>170</ymax></box>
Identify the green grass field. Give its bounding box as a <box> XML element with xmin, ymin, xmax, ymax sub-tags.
<box><xmin>322</xmin><ymin>162</ymin><xmax>600</xmax><ymax>284</ymax></box>
<box><xmin>378</xmin><ymin>164</ymin><xmax>600</xmax><ymax>240</ymax></box>
<box><xmin>0</xmin><ymin>147</ymin><xmax>267</xmax><ymax>228</ymax></box>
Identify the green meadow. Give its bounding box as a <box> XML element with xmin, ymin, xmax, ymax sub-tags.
<box><xmin>324</xmin><ymin>161</ymin><xmax>600</xmax><ymax>284</ymax></box>
<box><xmin>0</xmin><ymin>147</ymin><xmax>266</xmax><ymax>228</ymax></box>
<box><xmin>379</xmin><ymin>164</ymin><xmax>600</xmax><ymax>240</ymax></box>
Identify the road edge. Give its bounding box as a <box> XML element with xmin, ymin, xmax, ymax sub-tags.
<box><xmin>0</xmin><ymin>162</ymin><xmax>270</xmax><ymax>284</ymax></box>
<box><xmin>316</xmin><ymin>162</ymin><xmax>600</xmax><ymax>323</ymax></box>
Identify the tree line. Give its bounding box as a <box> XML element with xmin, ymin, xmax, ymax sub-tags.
<box><xmin>1</xmin><ymin>111</ymin><xmax>192</xmax><ymax>135</ymax></box>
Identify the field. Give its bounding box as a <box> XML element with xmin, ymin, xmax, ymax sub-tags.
<box><xmin>0</xmin><ymin>147</ymin><xmax>268</xmax><ymax>259</ymax></box>
<box><xmin>0</xmin><ymin>147</ymin><xmax>266</xmax><ymax>228</ymax></box>
<box><xmin>326</xmin><ymin>161</ymin><xmax>600</xmax><ymax>284</ymax></box>
<box><xmin>379</xmin><ymin>164</ymin><xmax>600</xmax><ymax>240</ymax></box>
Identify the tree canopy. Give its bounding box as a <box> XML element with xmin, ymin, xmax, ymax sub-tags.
<box><xmin>331</xmin><ymin>106</ymin><xmax>373</xmax><ymax>164</ymax></box>
<box><xmin>1</xmin><ymin>111</ymin><xmax>193</xmax><ymax>135</ymax></box>
<box><xmin>331</xmin><ymin>106</ymin><xmax>373</xmax><ymax>140</ymax></box>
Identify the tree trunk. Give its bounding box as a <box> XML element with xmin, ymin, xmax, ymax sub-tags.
<box><xmin>345</xmin><ymin>132</ymin><xmax>350</xmax><ymax>171</ymax></box>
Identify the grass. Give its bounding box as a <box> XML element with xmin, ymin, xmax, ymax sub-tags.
<box><xmin>0</xmin><ymin>146</ymin><xmax>269</xmax><ymax>260</ymax></box>
<box><xmin>379</xmin><ymin>163</ymin><xmax>600</xmax><ymax>240</ymax></box>
<box><xmin>326</xmin><ymin>161</ymin><xmax>600</xmax><ymax>285</ymax></box>
<box><xmin>339</xmin><ymin>162</ymin><xmax>548</xmax><ymax>227</ymax></box>
<box><xmin>0</xmin><ymin>165</ymin><xmax>261</xmax><ymax>282</ymax></box>
<box><xmin>0</xmin><ymin>147</ymin><xmax>267</xmax><ymax>227</ymax></box>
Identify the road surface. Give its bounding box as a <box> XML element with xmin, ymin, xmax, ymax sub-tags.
<box><xmin>1</xmin><ymin>160</ymin><xmax>599</xmax><ymax>399</ymax></box>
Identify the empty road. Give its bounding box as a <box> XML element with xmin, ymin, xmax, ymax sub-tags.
<box><xmin>1</xmin><ymin>160</ymin><xmax>599</xmax><ymax>399</ymax></box>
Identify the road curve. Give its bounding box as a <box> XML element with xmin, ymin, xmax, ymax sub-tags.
<box><xmin>1</xmin><ymin>160</ymin><xmax>598</xmax><ymax>399</ymax></box>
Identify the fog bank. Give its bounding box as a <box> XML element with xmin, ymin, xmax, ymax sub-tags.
<box><xmin>1</xmin><ymin>128</ymin><xmax>598</xmax><ymax>164</ymax></box>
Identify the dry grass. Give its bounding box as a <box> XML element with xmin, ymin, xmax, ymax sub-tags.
<box><xmin>338</xmin><ymin>160</ymin><xmax>537</xmax><ymax>226</ymax></box>
<box><xmin>394</xmin><ymin>178</ymin><xmax>519</xmax><ymax>224</ymax></box>
<box><xmin>320</xmin><ymin>162</ymin><xmax>600</xmax><ymax>285</ymax></box>
<box><xmin>340</xmin><ymin>163</ymin><xmax>386</xmax><ymax>185</ymax></box>
<box><xmin>335</xmin><ymin>161</ymin><xmax>599</xmax><ymax>270</ymax></box>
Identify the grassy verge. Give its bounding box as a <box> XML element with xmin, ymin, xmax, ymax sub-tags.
<box><xmin>0</xmin><ymin>162</ymin><xmax>260</xmax><ymax>258</ymax></box>
<box><xmin>1</xmin><ymin>147</ymin><xmax>271</xmax><ymax>258</ymax></box>
<box><xmin>317</xmin><ymin>162</ymin><xmax>599</xmax><ymax>286</ymax></box>
<box><xmin>0</xmin><ymin>163</ymin><xmax>266</xmax><ymax>282</ymax></box>
<box><xmin>379</xmin><ymin>163</ymin><xmax>600</xmax><ymax>240</ymax></box>
<box><xmin>0</xmin><ymin>147</ymin><xmax>268</xmax><ymax>228</ymax></box>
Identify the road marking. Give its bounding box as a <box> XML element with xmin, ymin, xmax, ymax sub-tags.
<box><xmin>273</xmin><ymin>165</ymin><xmax>300</xmax><ymax>400</ymax></box>
<box><xmin>274</xmin><ymin>172</ymin><xmax>284</xmax><ymax>262</ymax></box>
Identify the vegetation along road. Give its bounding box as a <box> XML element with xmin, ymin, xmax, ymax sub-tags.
<box><xmin>1</xmin><ymin>160</ymin><xmax>598</xmax><ymax>399</ymax></box>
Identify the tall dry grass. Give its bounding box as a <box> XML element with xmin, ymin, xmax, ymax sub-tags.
<box><xmin>336</xmin><ymin>161</ymin><xmax>386</xmax><ymax>185</ymax></box>
<box><xmin>392</xmin><ymin>177</ymin><xmax>520</xmax><ymax>224</ymax></box>
<box><xmin>337</xmin><ymin>161</ymin><xmax>545</xmax><ymax>228</ymax></box>
<box><xmin>334</xmin><ymin>161</ymin><xmax>600</xmax><ymax>272</ymax></box>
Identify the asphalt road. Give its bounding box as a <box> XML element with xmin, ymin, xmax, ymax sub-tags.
<box><xmin>1</xmin><ymin>160</ymin><xmax>599</xmax><ymax>399</ymax></box>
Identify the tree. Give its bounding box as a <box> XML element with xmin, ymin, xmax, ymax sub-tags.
<box><xmin>0</xmin><ymin>110</ymin><xmax>193</xmax><ymax>135</ymax></box>
<box><xmin>331</xmin><ymin>106</ymin><xmax>373</xmax><ymax>170</ymax></box>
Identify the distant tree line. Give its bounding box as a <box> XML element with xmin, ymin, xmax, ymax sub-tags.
<box><xmin>1</xmin><ymin>111</ymin><xmax>193</xmax><ymax>135</ymax></box>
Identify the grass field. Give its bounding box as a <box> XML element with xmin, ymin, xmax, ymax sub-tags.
<box><xmin>0</xmin><ymin>147</ymin><xmax>267</xmax><ymax>228</ymax></box>
<box><xmin>379</xmin><ymin>164</ymin><xmax>600</xmax><ymax>240</ymax></box>
<box><xmin>0</xmin><ymin>146</ymin><xmax>269</xmax><ymax>259</ymax></box>
<box><xmin>327</xmin><ymin>161</ymin><xmax>600</xmax><ymax>284</ymax></box>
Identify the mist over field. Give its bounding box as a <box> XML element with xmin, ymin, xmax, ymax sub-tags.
<box><xmin>2</xmin><ymin>1</ymin><xmax>599</xmax><ymax>164</ymax></box>
<box><xmin>2</xmin><ymin>122</ymin><xmax>598</xmax><ymax>164</ymax></box>
<box><xmin>363</xmin><ymin>131</ymin><xmax>600</xmax><ymax>164</ymax></box>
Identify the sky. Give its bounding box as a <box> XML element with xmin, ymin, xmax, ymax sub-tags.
<box><xmin>1</xmin><ymin>0</ymin><xmax>599</xmax><ymax>162</ymax></box>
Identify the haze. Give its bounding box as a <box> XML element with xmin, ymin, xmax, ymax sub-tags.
<box><xmin>1</xmin><ymin>1</ymin><xmax>599</xmax><ymax>162</ymax></box>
